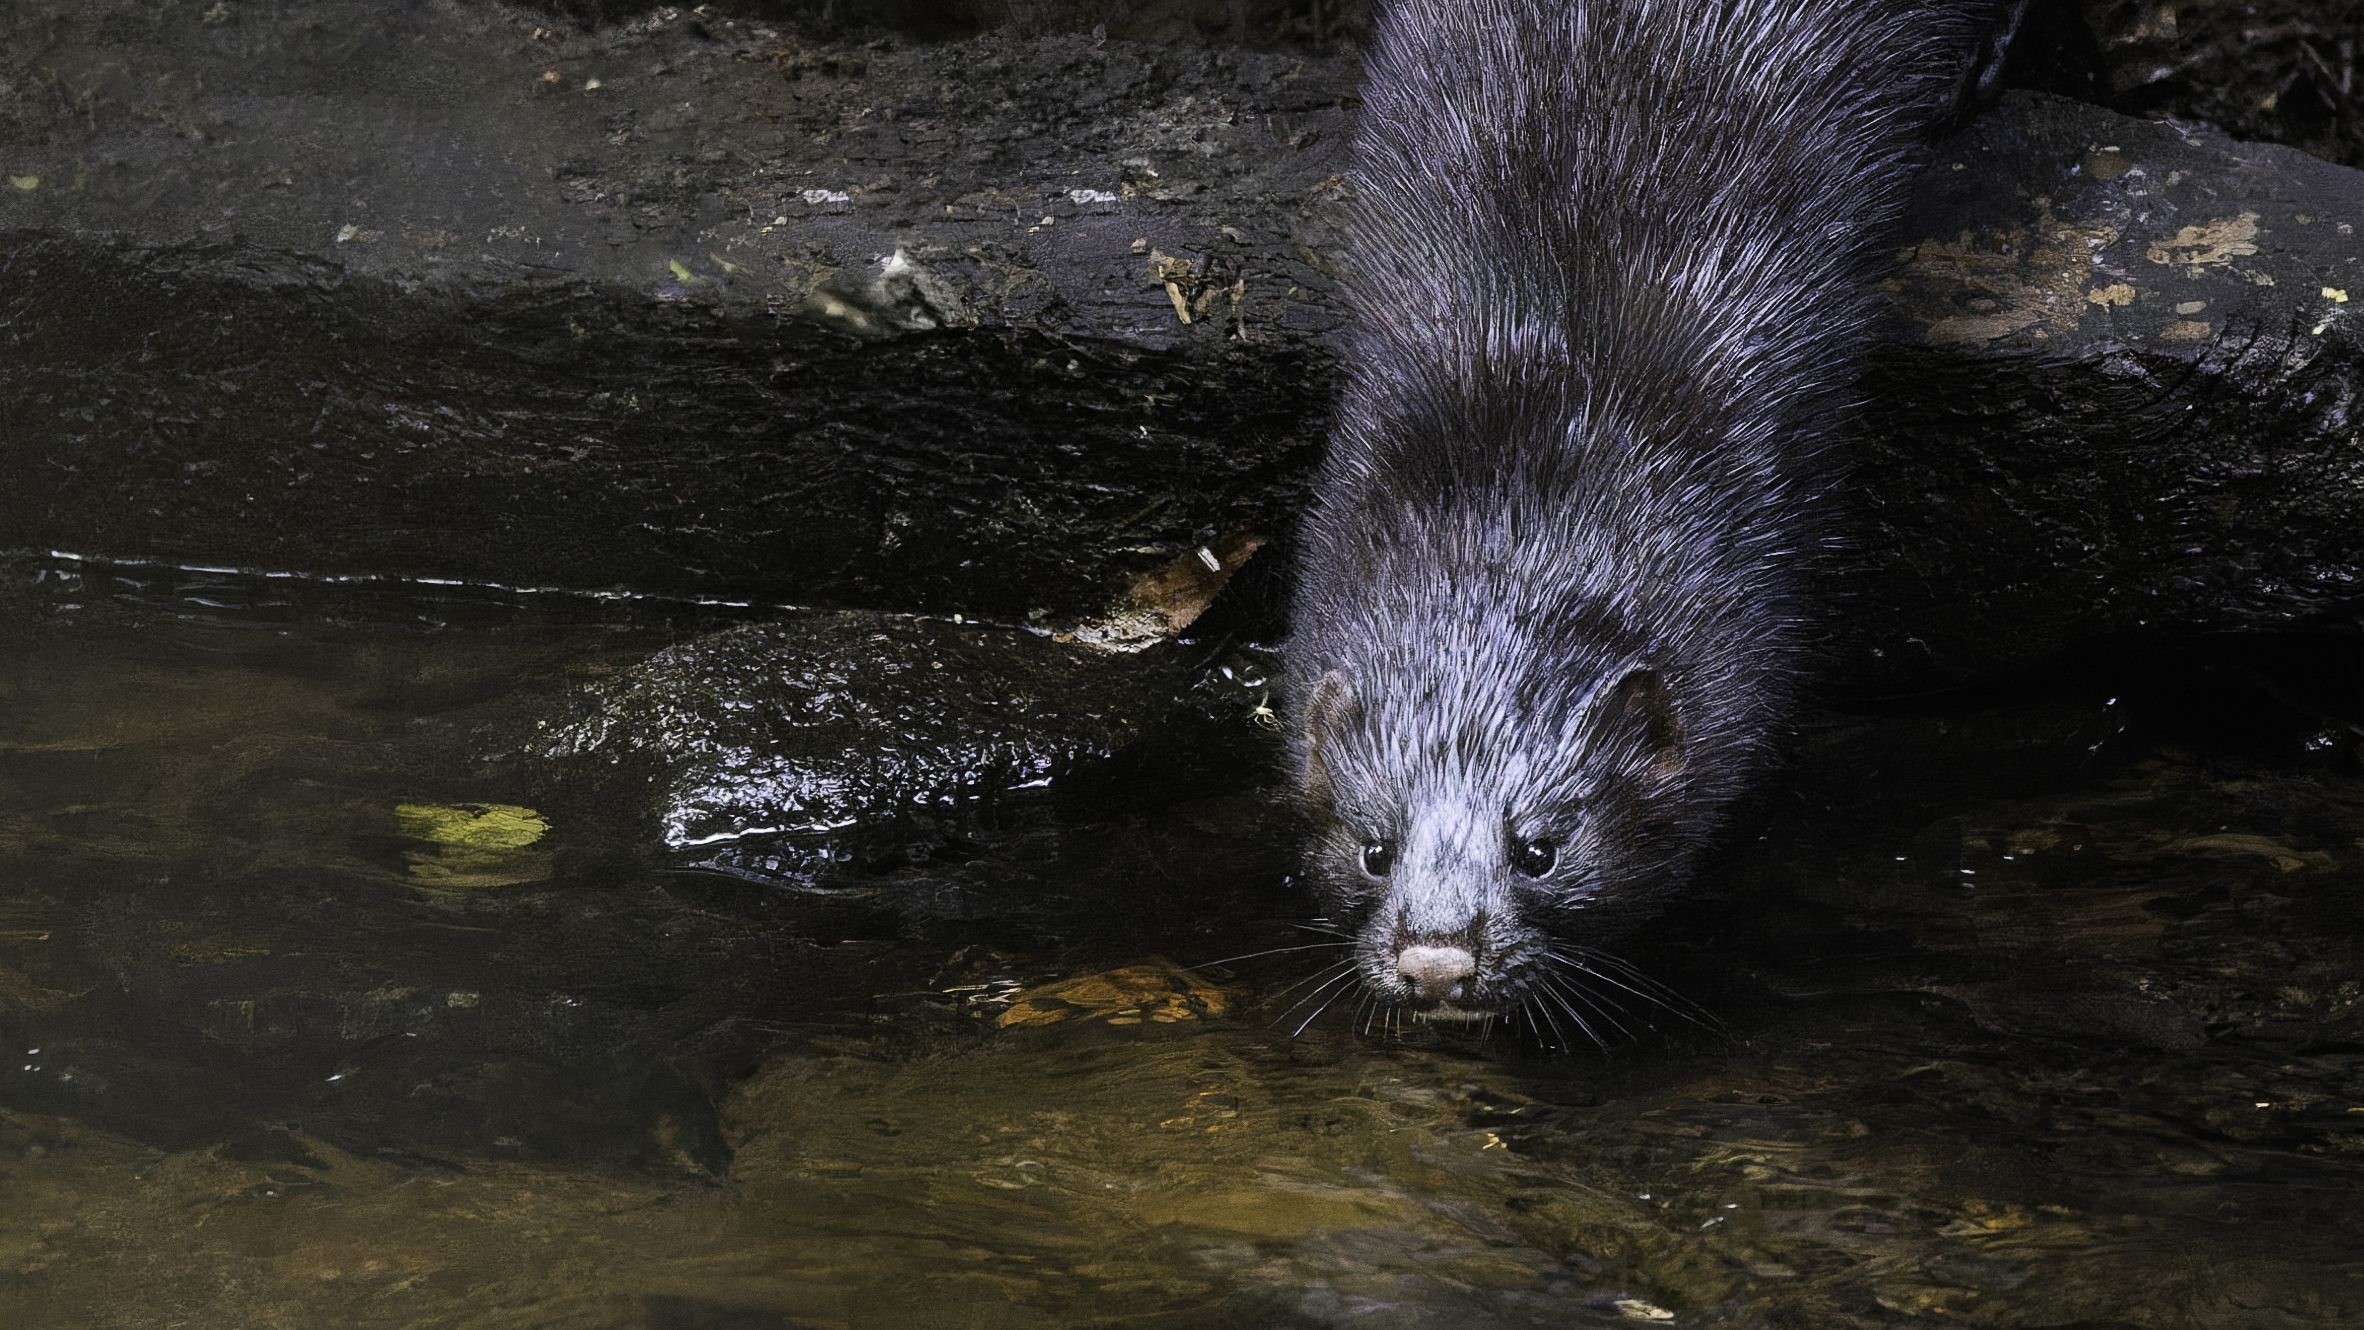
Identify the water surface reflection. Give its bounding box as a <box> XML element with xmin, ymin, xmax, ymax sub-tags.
<box><xmin>1</xmin><ymin>560</ymin><xmax>2357</xmax><ymax>1328</ymax></box>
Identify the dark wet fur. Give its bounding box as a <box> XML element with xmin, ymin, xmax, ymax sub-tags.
<box><xmin>1287</xmin><ymin>0</ymin><xmax>1991</xmax><ymax>1025</ymax></box>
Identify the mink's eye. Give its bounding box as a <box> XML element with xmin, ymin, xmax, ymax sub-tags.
<box><xmin>1511</xmin><ymin>837</ymin><xmax>1558</xmax><ymax>877</ymax></box>
<box><xmin>1359</xmin><ymin>837</ymin><xmax>1396</xmax><ymax>878</ymax></box>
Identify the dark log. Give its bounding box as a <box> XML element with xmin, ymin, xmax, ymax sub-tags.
<box><xmin>0</xmin><ymin>1</ymin><xmax>2357</xmax><ymax>693</ymax></box>
<box><xmin>0</xmin><ymin>2</ymin><xmax>1352</xmax><ymax>627</ymax></box>
<box><xmin>1852</xmin><ymin>91</ymin><xmax>2364</xmax><ymax>689</ymax></box>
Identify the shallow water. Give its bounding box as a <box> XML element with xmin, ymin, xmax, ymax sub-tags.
<box><xmin>2</xmin><ymin>557</ymin><xmax>2360</xmax><ymax>1329</ymax></box>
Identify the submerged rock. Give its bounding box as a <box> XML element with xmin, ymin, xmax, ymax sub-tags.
<box><xmin>534</xmin><ymin>612</ymin><xmax>1266</xmax><ymax>873</ymax></box>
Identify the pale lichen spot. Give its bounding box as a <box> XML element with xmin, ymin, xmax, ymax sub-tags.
<box><xmin>2082</xmin><ymin>147</ymin><xmax>2131</xmax><ymax>182</ymax></box>
<box><xmin>2143</xmin><ymin>213</ymin><xmax>2261</xmax><ymax>271</ymax></box>
<box><xmin>1901</xmin><ymin>206</ymin><xmax>2119</xmax><ymax>346</ymax></box>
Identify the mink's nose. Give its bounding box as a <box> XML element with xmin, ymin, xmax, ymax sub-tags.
<box><xmin>1395</xmin><ymin>943</ymin><xmax>1476</xmax><ymax>1001</ymax></box>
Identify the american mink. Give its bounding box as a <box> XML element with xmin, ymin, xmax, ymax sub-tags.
<box><xmin>1287</xmin><ymin>0</ymin><xmax>1986</xmax><ymax>1026</ymax></box>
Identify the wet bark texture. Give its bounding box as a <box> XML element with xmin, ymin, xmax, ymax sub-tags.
<box><xmin>1857</xmin><ymin>94</ymin><xmax>2364</xmax><ymax>690</ymax></box>
<box><xmin>0</xmin><ymin>0</ymin><xmax>2358</xmax><ymax>691</ymax></box>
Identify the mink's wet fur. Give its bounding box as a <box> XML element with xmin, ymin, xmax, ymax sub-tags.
<box><xmin>1287</xmin><ymin>0</ymin><xmax>1992</xmax><ymax>1025</ymax></box>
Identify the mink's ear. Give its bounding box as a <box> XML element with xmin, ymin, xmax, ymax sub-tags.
<box><xmin>1296</xmin><ymin>670</ymin><xmax>1363</xmax><ymax>809</ymax></box>
<box><xmin>1595</xmin><ymin>666</ymin><xmax>1685</xmax><ymax>788</ymax></box>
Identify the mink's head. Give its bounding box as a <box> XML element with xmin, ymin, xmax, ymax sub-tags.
<box><xmin>1288</xmin><ymin>651</ymin><xmax>1711</xmax><ymax>1030</ymax></box>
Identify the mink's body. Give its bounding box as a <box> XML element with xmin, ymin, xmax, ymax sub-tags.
<box><xmin>1287</xmin><ymin>0</ymin><xmax>1982</xmax><ymax>1025</ymax></box>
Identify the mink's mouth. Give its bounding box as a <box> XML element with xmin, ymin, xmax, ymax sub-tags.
<box><xmin>1350</xmin><ymin>923</ymin><xmax>1533</xmax><ymax>1019</ymax></box>
<box><xmin>1407</xmin><ymin>999</ymin><xmax>1493</xmax><ymax>1024</ymax></box>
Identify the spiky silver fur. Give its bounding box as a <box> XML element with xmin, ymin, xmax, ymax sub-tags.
<box><xmin>1288</xmin><ymin>0</ymin><xmax>1977</xmax><ymax>1024</ymax></box>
